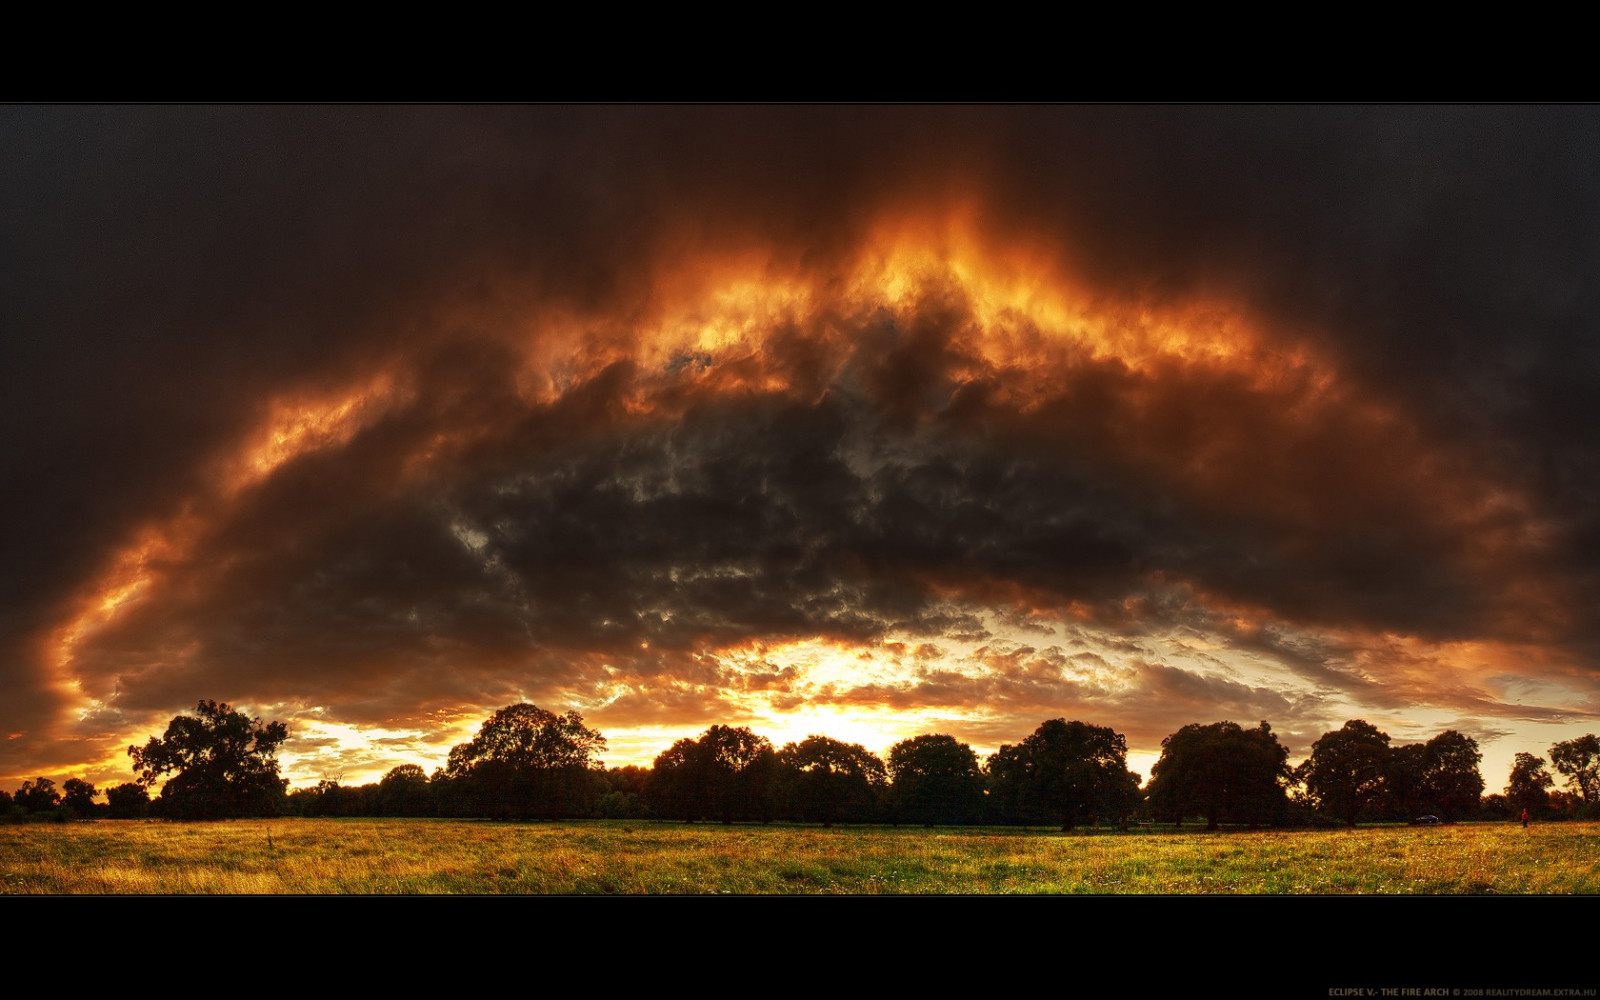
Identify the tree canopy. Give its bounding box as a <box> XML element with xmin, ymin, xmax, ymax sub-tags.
<box><xmin>886</xmin><ymin>734</ymin><xmax>985</xmax><ymax>826</ymax></box>
<box><xmin>1146</xmin><ymin>721</ymin><xmax>1291</xmax><ymax>829</ymax></box>
<box><xmin>60</xmin><ymin>778</ymin><xmax>98</xmax><ymax>815</ymax></box>
<box><xmin>1549</xmin><ymin>735</ymin><xmax>1600</xmax><ymax>813</ymax></box>
<box><xmin>986</xmin><ymin>719</ymin><xmax>1141</xmax><ymax>830</ymax></box>
<box><xmin>648</xmin><ymin>725</ymin><xmax>779</xmax><ymax>823</ymax></box>
<box><xmin>1414</xmin><ymin>730</ymin><xmax>1484</xmax><ymax>821</ymax></box>
<box><xmin>376</xmin><ymin>763</ymin><xmax>433</xmax><ymax>816</ymax></box>
<box><xmin>127</xmin><ymin>700</ymin><xmax>289</xmax><ymax>820</ymax></box>
<box><xmin>647</xmin><ymin>737</ymin><xmax>704</xmax><ymax>821</ymax></box>
<box><xmin>1507</xmin><ymin>752</ymin><xmax>1554</xmax><ymax>816</ymax></box>
<box><xmin>14</xmin><ymin>777</ymin><xmax>61</xmax><ymax>813</ymax></box>
<box><xmin>439</xmin><ymin>703</ymin><xmax>606</xmax><ymax>819</ymax></box>
<box><xmin>779</xmin><ymin>736</ymin><xmax>886</xmax><ymax>827</ymax></box>
<box><xmin>446</xmin><ymin>704</ymin><xmax>606</xmax><ymax>772</ymax></box>
<box><xmin>1298</xmin><ymin>720</ymin><xmax>1391</xmax><ymax>827</ymax></box>
<box><xmin>105</xmin><ymin>782</ymin><xmax>150</xmax><ymax>819</ymax></box>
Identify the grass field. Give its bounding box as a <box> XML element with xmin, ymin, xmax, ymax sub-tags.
<box><xmin>2</xmin><ymin>818</ymin><xmax>1596</xmax><ymax>894</ymax></box>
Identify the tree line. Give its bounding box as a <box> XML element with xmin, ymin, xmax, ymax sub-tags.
<box><xmin>8</xmin><ymin>698</ymin><xmax>1600</xmax><ymax>829</ymax></box>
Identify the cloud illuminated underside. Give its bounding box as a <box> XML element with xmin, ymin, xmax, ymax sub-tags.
<box><xmin>40</xmin><ymin>208</ymin><xmax>1576</xmax><ymax>784</ymax></box>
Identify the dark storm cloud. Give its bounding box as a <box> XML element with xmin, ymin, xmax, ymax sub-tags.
<box><xmin>1036</xmin><ymin>109</ymin><xmax>1600</xmax><ymax>653</ymax></box>
<box><xmin>6</xmin><ymin>105</ymin><xmax>1600</xmax><ymax>783</ymax></box>
<box><xmin>60</xmin><ymin>355</ymin><xmax>1194</xmax><ymax>726</ymax></box>
<box><xmin>51</xmin><ymin>292</ymin><xmax>1548</xmax><ymax>740</ymax></box>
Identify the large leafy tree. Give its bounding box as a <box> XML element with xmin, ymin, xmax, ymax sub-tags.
<box><xmin>1298</xmin><ymin>720</ymin><xmax>1391</xmax><ymax>827</ymax></box>
<box><xmin>986</xmin><ymin>719</ymin><xmax>1141</xmax><ymax>831</ymax></box>
<box><xmin>60</xmin><ymin>778</ymin><xmax>99</xmax><ymax>816</ymax></box>
<box><xmin>648</xmin><ymin>726</ymin><xmax>779</xmax><ymax>824</ymax></box>
<box><xmin>128</xmin><ymin>700</ymin><xmax>289</xmax><ymax>820</ymax></box>
<box><xmin>13</xmin><ymin>777</ymin><xmax>61</xmax><ymax>813</ymax></box>
<box><xmin>376</xmin><ymin>764</ymin><xmax>433</xmax><ymax>817</ymax></box>
<box><xmin>440</xmin><ymin>703</ymin><xmax>606</xmax><ymax>819</ymax></box>
<box><xmin>105</xmin><ymin>782</ymin><xmax>151</xmax><ymax>819</ymax></box>
<box><xmin>699</xmin><ymin>726</ymin><xmax>780</xmax><ymax>823</ymax></box>
<box><xmin>646</xmin><ymin>737</ymin><xmax>705</xmax><ymax>822</ymax></box>
<box><xmin>1383</xmin><ymin>743</ymin><xmax>1429</xmax><ymax>820</ymax></box>
<box><xmin>1549</xmin><ymin>735</ymin><xmax>1600</xmax><ymax>813</ymax></box>
<box><xmin>1383</xmin><ymin>730</ymin><xmax>1483</xmax><ymax>822</ymax></box>
<box><xmin>1418</xmin><ymin>730</ymin><xmax>1484</xmax><ymax>821</ymax></box>
<box><xmin>1506</xmin><ymin>752</ymin><xmax>1554</xmax><ymax>817</ymax></box>
<box><xmin>887</xmin><ymin>734</ymin><xmax>985</xmax><ymax>826</ymax></box>
<box><xmin>778</xmin><ymin>736</ymin><xmax>886</xmax><ymax>827</ymax></box>
<box><xmin>1146</xmin><ymin>721</ymin><xmax>1291</xmax><ymax>830</ymax></box>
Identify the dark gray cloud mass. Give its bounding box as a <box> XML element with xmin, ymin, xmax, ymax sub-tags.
<box><xmin>4</xmin><ymin>105</ymin><xmax>1600</xmax><ymax>787</ymax></box>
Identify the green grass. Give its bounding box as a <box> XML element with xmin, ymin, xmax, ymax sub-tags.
<box><xmin>2</xmin><ymin>818</ymin><xmax>1596</xmax><ymax>894</ymax></box>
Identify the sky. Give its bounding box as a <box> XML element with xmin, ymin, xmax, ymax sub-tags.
<box><xmin>5</xmin><ymin>105</ymin><xmax>1600</xmax><ymax>796</ymax></box>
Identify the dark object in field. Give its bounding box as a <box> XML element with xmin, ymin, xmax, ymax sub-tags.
<box><xmin>128</xmin><ymin>700</ymin><xmax>290</xmax><ymax>820</ymax></box>
<box><xmin>1411</xmin><ymin>814</ymin><xmax>1440</xmax><ymax>825</ymax></box>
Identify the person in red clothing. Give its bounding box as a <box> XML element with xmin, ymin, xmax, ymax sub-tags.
<box><xmin>1521</xmin><ymin>807</ymin><xmax>1530</xmax><ymax>828</ymax></box>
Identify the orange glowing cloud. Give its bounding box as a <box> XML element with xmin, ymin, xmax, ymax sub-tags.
<box><xmin>30</xmin><ymin>201</ymin><xmax>1581</xmax><ymax>789</ymax></box>
<box><xmin>229</xmin><ymin>370</ymin><xmax>408</xmax><ymax>491</ymax></box>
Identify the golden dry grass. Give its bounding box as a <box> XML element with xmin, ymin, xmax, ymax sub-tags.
<box><xmin>3</xmin><ymin>817</ymin><xmax>1596</xmax><ymax>894</ymax></box>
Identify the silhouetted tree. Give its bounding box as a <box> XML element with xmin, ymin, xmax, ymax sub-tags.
<box><xmin>376</xmin><ymin>764</ymin><xmax>433</xmax><ymax>816</ymax></box>
<box><xmin>1418</xmin><ymin>730</ymin><xmax>1484</xmax><ymax>821</ymax></box>
<box><xmin>1298</xmin><ymin>720</ymin><xmax>1390</xmax><ymax>827</ymax></box>
<box><xmin>887</xmin><ymin>734</ymin><xmax>985</xmax><ymax>826</ymax></box>
<box><xmin>428</xmin><ymin>765</ymin><xmax>470</xmax><ymax>817</ymax></box>
<box><xmin>440</xmin><ymin>703</ymin><xmax>606</xmax><ymax>819</ymax></box>
<box><xmin>648</xmin><ymin>726</ymin><xmax>779</xmax><ymax>823</ymax></box>
<box><xmin>1384</xmin><ymin>742</ymin><xmax>1429</xmax><ymax>821</ymax></box>
<box><xmin>1549</xmin><ymin>735</ymin><xmax>1600</xmax><ymax>815</ymax></box>
<box><xmin>128</xmin><ymin>700</ymin><xmax>289</xmax><ymax>820</ymax></box>
<box><xmin>60</xmin><ymin>778</ymin><xmax>99</xmax><ymax>817</ymax></box>
<box><xmin>986</xmin><ymin>719</ymin><xmax>1140</xmax><ymax>831</ymax></box>
<box><xmin>702</xmin><ymin>726</ymin><xmax>780</xmax><ymax>823</ymax></box>
<box><xmin>648</xmin><ymin>737</ymin><xmax>706</xmax><ymax>822</ymax></box>
<box><xmin>1382</xmin><ymin>730</ymin><xmax>1483</xmax><ymax>822</ymax></box>
<box><xmin>105</xmin><ymin>782</ymin><xmax>150</xmax><ymax>819</ymax></box>
<box><xmin>1507</xmin><ymin>752</ymin><xmax>1554</xmax><ymax>818</ymax></box>
<box><xmin>14</xmin><ymin>777</ymin><xmax>61</xmax><ymax>814</ymax></box>
<box><xmin>778</xmin><ymin>736</ymin><xmax>886</xmax><ymax>827</ymax></box>
<box><xmin>1146</xmin><ymin>721</ymin><xmax>1291</xmax><ymax>829</ymax></box>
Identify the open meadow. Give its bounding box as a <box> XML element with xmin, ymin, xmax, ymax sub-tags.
<box><xmin>2</xmin><ymin>818</ymin><xmax>1597</xmax><ymax>894</ymax></box>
